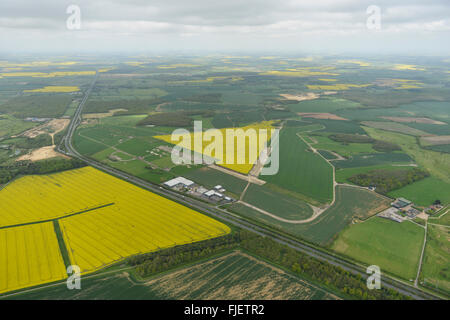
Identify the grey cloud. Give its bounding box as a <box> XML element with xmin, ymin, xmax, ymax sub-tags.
<box><xmin>0</xmin><ymin>0</ymin><xmax>449</xmax><ymax>54</ymax></box>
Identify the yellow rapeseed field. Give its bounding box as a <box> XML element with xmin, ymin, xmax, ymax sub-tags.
<box><xmin>393</xmin><ymin>64</ymin><xmax>425</xmax><ymax>71</ymax></box>
<box><xmin>56</xmin><ymin>167</ymin><xmax>230</xmax><ymax>274</ymax></box>
<box><xmin>259</xmin><ymin>70</ymin><xmax>339</xmax><ymax>77</ymax></box>
<box><xmin>307</xmin><ymin>83</ymin><xmax>371</xmax><ymax>90</ymax></box>
<box><xmin>337</xmin><ymin>60</ymin><xmax>371</xmax><ymax>67</ymax></box>
<box><xmin>0</xmin><ymin>222</ymin><xmax>67</xmax><ymax>294</ymax></box>
<box><xmin>0</xmin><ymin>166</ymin><xmax>231</xmax><ymax>290</ymax></box>
<box><xmin>24</xmin><ymin>86</ymin><xmax>80</xmax><ymax>93</ymax></box>
<box><xmin>0</xmin><ymin>168</ymin><xmax>114</xmax><ymax>227</ymax></box>
<box><xmin>59</xmin><ymin>185</ymin><xmax>230</xmax><ymax>273</ymax></box>
<box><xmin>154</xmin><ymin>121</ymin><xmax>276</xmax><ymax>174</ymax></box>
<box><xmin>157</xmin><ymin>64</ymin><xmax>200</xmax><ymax>69</ymax></box>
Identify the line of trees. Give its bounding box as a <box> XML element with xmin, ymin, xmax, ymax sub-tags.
<box><xmin>5</xmin><ymin>134</ymin><xmax>52</xmax><ymax>150</ymax></box>
<box><xmin>128</xmin><ymin>230</ymin><xmax>410</xmax><ymax>300</ymax></box>
<box><xmin>329</xmin><ymin>133</ymin><xmax>401</xmax><ymax>152</ymax></box>
<box><xmin>0</xmin><ymin>158</ymin><xmax>86</xmax><ymax>185</ymax></box>
<box><xmin>348</xmin><ymin>168</ymin><xmax>429</xmax><ymax>194</ymax></box>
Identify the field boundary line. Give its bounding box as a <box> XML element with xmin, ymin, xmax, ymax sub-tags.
<box><xmin>237</xmin><ymin>200</ymin><xmax>318</xmax><ymax>224</ymax></box>
<box><xmin>415</xmin><ymin>222</ymin><xmax>428</xmax><ymax>287</ymax></box>
<box><xmin>0</xmin><ymin>202</ymin><xmax>114</xmax><ymax>230</ymax></box>
<box><xmin>427</xmin><ymin>222</ymin><xmax>450</xmax><ymax>228</ymax></box>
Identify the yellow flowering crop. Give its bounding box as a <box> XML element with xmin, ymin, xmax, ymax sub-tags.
<box><xmin>0</xmin><ymin>166</ymin><xmax>231</xmax><ymax>290</ymax></box>
<box><xmin>0</xmin><ymin>223</ymin><xmax>67</xmax><ymax>294</ymax></box>
<box><xmin>24</xmin><ymin>86</ymin><xmax>80</xmax><ymax>93</ymax></box>
<box><xmin>154</xmin><ymin>121</ymin><xmax>276</xmax><ymax>174</ymax></box>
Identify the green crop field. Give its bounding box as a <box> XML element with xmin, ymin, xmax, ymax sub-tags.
<box><xmin>116</xmin><ymin>138</ymin><xmax>161</xmax><ymax>157</ymax></box>
<box><xmin>306</xmin><ymin>119</ymin><xmax>366</xmax><ymax>134</ymax></box>
<box><xmin>262</xmin><ymin>126</ymin><xmax>333</xmax><ymax>203</ymax></box>
<box><xmin>420</xmin><ymin>224</ymin><xmax>450</xmax><ymax>294</ymax></box>
<box><xmin>364</xmin><ymin>127</ymin><xmax>450</xmax><ymax>185</ymax></box>
<box><xmin>151</xmin><ymin>155</ymin><xmax>177</xmax><ymax>170</ymax></box>
<box><xmin>229</xmin><ymin>186</ymin><xmax>390</xmax><ymax>246</ymax></box>
<box><xmin>388</xmin><ymin>177</ymin><xmax>450</xmax><ymax>206</ymax></box>
<box><xmin>309</xmin><ymin>134</ymin><xmax>376</xmax><ymax>157</ymax></box>
<box><xmin>336</xmin><ymin>101</ymin><xmax>450</xmax><ymax>124</ymax></box>
<box><xmin>106</xmin><ymin>157</ymin><xmax>174</xmax><ymax>183</ymax></box>
<box><xmin>0</xmin><ymin>95</ymin><xmax>74</xmax><ymax>118</ymax></box>
<box><xmin>331</xmin><ymin>217</ymin><xmax>425</xmax><ymax>280</ymax></box>
<box><xmin>73</xmin><ymin>132</ymin><xmax>108</xmax><ymax>155</ymax></box>
<box><xmin>425</xmin><ymin>144</ymin><xmax>450</xmax><ymax>154</ymax></box>
<box><xmin>335</xmin><ymin>164</ymin><xmax>416</xmax><ymax>184</ymax></box>
<box><xmin>362</xmin><ymin>121</ymin><xmax>430</xmax><ymax>136</ymax></box>
<box><xmin>288</xmin><ymin>98</ymin><xmax>361</xmax><ymax>113</ymax></box>
<box><xmin>3</xmin><ymin>251</ymin><xmax>338</xmax><ymax>300</ymax></box>
<box><xmin>318</xmin><ymin>149</ymin><xmax>338</xmax><ymax>160</ymax></box>
<box><xmin>242</xmin><ymin>183</ymin><xmax>313</xmax><ymax>220</ymax></box>
<box><xmin>333</xmin><ymin>153</ymin><xmax>413</xmax><ymax>169</ymax></box>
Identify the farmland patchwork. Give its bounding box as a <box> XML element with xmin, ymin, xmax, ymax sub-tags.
<box><xmin>0</xmin><ymin>167</ymin><xmax>230</xmax><ymax>294</ymax></box>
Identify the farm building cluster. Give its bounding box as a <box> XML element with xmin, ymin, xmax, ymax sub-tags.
<box><xmin>377</xmin><ymin>197</ymin><xmax>422</xmax><ymax>223</ymax></box>
<box><xmin>163</xmin><ymin>177</ymin><xmax>234</xmax><ymax>204</ymax></box>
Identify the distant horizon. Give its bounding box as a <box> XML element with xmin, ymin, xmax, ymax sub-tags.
<box><xmin>1</xmin><ymin>0</ymin><xmax>449</xmax><ymax>55</ymax></box>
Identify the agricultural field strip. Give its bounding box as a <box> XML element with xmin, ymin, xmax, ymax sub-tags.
<box><xmin>0</xmin><ymin>171</ymin><xmax>117</xmax><ymax>227</ymax></box>
<box><xmin>0</xmin><ymin>222</ymin><xmax>67</xmax><ymax>294</ymax></box>
<box><xmin>0</xmin><ymin>166</ymin><xmax>230</xmax><ymax>293</ymax></box>
<box><xmin>415</xmin><ymin>223</ymin><xmax>428</xmax><ymax>287</ymax></box>
<box><xmin>0</xmin><ymin>203</ymin><xmax>114</xmax><ymax>230</ymax></box>
<box><xmin>239</xmin><ymin>126</ymin><xmax>374</xmax><ymax>224</ymax></box>
<box><xmin>78</xmin><ymin>131</ymin><xmax>142</xmax><ymax>162</ymax></box>
<box><xmin>154</xmin><ymin>121</ymin><xmax>276</xmax><ymax>175</ymax></box>
<box><xmin>0</xmin><ymin>251</ymin><xmax>339</xmax><ymax>300</ymax></box>
<box><xmin>238</xmin><ymin>200</ymin><xmax>316</xmax><ymax>224</ymax></box>
<box><xmin>296</xmin><ymin>131</ymin><xmax>336</xmax><ymax>202</ymax></box>
<box><xmin>48</xmin><ymin>167</ymin><xmax>230</xmax><ymax>274</ymax></box>
<box><xmin>60</xmin><ymin>197</ymin><xmax>230</xmax><ymax>273</ymax></box>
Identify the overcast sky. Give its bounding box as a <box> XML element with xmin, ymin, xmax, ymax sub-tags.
<box><xmin>1</xmin><ymin>0</ymin><xmax>449</xmax><ymax>55</ymax></box>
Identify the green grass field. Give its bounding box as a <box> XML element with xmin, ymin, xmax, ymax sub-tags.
<box><xmin>288</xmin><ymin>98</ymin><xmax>361</xmax><ymax>113</ymax></box>
<box><xmin>333</xmin><ymin>153</ymin><xmax>413</xmax><ymax>169</ymax></box>
<box><xmin>243</xmin><ymin>183</ymin><xmax>313</xmax><ymax>220</ymax></box>
<box><xmin>0</xmin><ymin>115</ymin><xmax>37</xmax><ymax>138</ymax></box>
<box><xmin>362</xmin><ymin>121</ymin><xmax>430</xmax><ymax>136</ymax></box>
<box><xmin>331</xmin><ymin>217</ymin><xmax>425</xmax><ymax>280</ymax></box>
<box><xmin>364</xmin><ymin>127</ymin><xmax>450</xmax><ymax>185</ymax></box>
<box><xmin>106</xmin><ymin>158</ymin><xmax>174</xmax><ymax>183</ymax></box>
<box><xmin>3</xmin><ymin>251</ymin><xmax>338</xmax><ymax>300</ymax></box>
<box><xmin>429</xmin><ymin>207</ymin><xmax>450</xmax><ymax>225</ymax></box>
<box><xmin>184</xmin><ymin>167</ymin><xmax>248</xmax><ymax>196</ymax></box>
<box><xmin>306</xmin><ymin>119</ymin><xmax>366</xmax><ymax>134</ymax></box>
<box><xmin>388</xmin><ymin>177</ymin><xmax>450</xmax><ymax>206</ymax></box>
<box><xmin>151</xmin><ymin>155</ymin><xmax>176</xmax><ymax>170</ymax></box>
<box><xmin>335</xmin><ymin>164</ymin><xmax>416</xmax><ymax>184</ymax></box>
<box><xmin>229</xmin><ymin>186</ymin><xmax>390</xmax><ymax>246</ymax></box>
<box><xmin>425</xmin><ymin>144</ymin><xmax>450</xmax><ymax>154</ymax></box>
<box><xmin>420</xmin><ymin>223</ymin><xmax>449</xmax><ymax>294</ymax></box>
<box><xmin>116</xmin><ymin>137</ymin><xmax>161</xmax><ymax>157</ymax></box>
<box><xmin>73</xmin><ymin>132</ymin><xmax>108</xmax><ymax>156</ymax></box>
<box><xmin>0</xmin><ymin>95</ymin><xmax>74</xmax><ymax>118</ymax></box>
<box><xmin>262</xmin><ymin>127</ymin><xmax>333</xmax><ymax>203</ymax></box>
<box><xmin>310</xmin><ymin>134</ymin><xmax>376</xmax><ymax>157</ymax></box>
